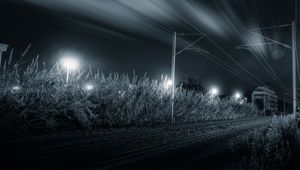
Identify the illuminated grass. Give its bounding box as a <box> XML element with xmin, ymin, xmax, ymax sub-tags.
<box><xmin>0</xmin><ymin>57</ymin><xmax>259</xmax><ymax>133</ymax></box>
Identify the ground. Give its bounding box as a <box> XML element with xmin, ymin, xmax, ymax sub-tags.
<box><xmin>0</xmin><ymin>116</ymin><xmax>272</xmax><ymax>170</ymax></box>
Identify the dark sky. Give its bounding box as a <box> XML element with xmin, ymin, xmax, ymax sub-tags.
<box><xmin>0</xmin><ymin>0</ymin><xmax>298</xmax><ymax>99</ymax></box>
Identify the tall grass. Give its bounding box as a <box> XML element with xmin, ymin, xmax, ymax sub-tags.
<box><xmin>230</xmin><ymin>115</ymin><xmax>295</xmax><ymax>170</ymax></box>
<box><xmin>0</xmin><ymin>56</ymin><xmax>259</xmax><ymax>133</ymax></box>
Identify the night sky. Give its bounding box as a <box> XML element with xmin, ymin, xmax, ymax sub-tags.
<box><xmin>0</xmin><ymin>0</ymin><xmax>298</xmax><ymax>100</ymax></box>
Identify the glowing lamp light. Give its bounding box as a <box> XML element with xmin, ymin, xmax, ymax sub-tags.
<box><xmin>84</xmin><ymin>83</ymin><xmax>94</xmax><ymax>91</ymax></box>
<box><xmin>61</xmin><ymin>57</ymin><xmax>79</xmax><ymax>71</ymax></box>
<box><xmin>166</xmin><ymin>79</ymin><xmax>173</xmax><ymax>86</ymax></box>
<box><xmin>60</xmin><ymin>57</ymin><xmax>79</xmax><ymax>83</ymax></box>
<box><xmin>210</xmin><ymin>87</ymin><xmax>218</xmax><ymax>96</ymax></box>
<box><xmin>234</xmin><ymin>92</ymin><xmax>241</xmax><ymax>99</ymax></box>
<box><xmin>12</xmin><ymin>85</ymin><xmax>21</xmax><ymax>91</ymax></box>
<box><xmin>164</xmin><ymin>79</ymin><xmax>173</xmax><ymax>89</ymax></box>
<box><xmin>209</xmin><ymin>87</ymin><xmax>219</xmax><ymax>103</ymax></box>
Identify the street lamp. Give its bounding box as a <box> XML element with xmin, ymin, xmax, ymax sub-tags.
<box><xmin>164</xmin><ymin>79</ymin><xmax>173</xmax><ymax>90</ymax></box>
<box><xmin>234</xmin><ymin>92</ymin><xmax>241</xmax><ymax>101</ymax></box>
<box><xmin>210</xmin><ymin>87</ymin><xmax>219</xmax><ymax>98</ymax></box>
<box><xmin>10</xmin><ymin>85</ymin><xmax>21</xmax><ymax>94</ymax></box>
<box><xmin>209</xmin><ymin>87</ymin><xmax>219</xmax><ymax>103</ymax></box>
<box><xmin>12</xmin><ymin>85</ymin><xmax>21</xmax><ymax>91</ymax></box>
<box><xmin>61</xmin><ymin>57</ymin><xmax>79</xmax><ymax>83</ymax></box>
<box><xmin>210</xmin><ymin>87</ymin><xmax>219</xmax><ymax>96</ymax></box>
<box><xmin>83</xmin><ymin>83</ymin><xmax>94</xmax><ymax>91</ymax></box>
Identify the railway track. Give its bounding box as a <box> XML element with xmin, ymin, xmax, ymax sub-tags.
<box><xmin>1</xmin><ymin>116</ymin><xmax>268</xmax><ymax>155</ymax></box>
<box><xmin>0</xmin><ymin>116</ymin><xmax>272</xmax><ymax>169</ymax></box>
<box><xmin>171</xmin><ymin>125</ymin><xmax>270</xmax><ymax>170</ymax></box>
<box><xmin>86</xmin><ymin>117</ymin><xmax>271</xmax><ymax>170</ymax></box>
<box><xmin>0</xmin><ymin>116</ymin><xmax>265</xmax><ymax>146</ymax></box>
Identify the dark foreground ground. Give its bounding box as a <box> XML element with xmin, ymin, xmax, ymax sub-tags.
<box><xmin>0</xmin><ymin>116</ymin><xmax>287</xmax><ymax>170</ymax></box>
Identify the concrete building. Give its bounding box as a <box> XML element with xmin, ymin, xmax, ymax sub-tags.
<box><xmin>252</xmin><ymin>86</ymin><xmax>278</xmax><ymax>113</ymax></box>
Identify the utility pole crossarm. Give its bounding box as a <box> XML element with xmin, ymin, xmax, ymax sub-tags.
<box><xmin>249</xmin><ymin>31</ymin><xmax>292</xmax><ymax>49</ymax></box>
<box><xmin>176</xmin><ymin>35</ymin><xmax>205</xmax><ymax>55</ymax></box>
<box><xmin>179</xmin><ymin>33</ymin><xmax>205</xmax><ymax>36</ymax></box>
<box><xmin>249</xmin><ymin>24</ymin><xmax>292</xmax><ymax>31</ymax></box>
<box><xmin>236</xmin><ymin>42</ymin><xmax>277</xmax><ymax>49</ymax></box>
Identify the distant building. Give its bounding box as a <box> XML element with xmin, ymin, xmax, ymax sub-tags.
<box><xmin>0</xmin><ymin>43</ymin><xmax>8</xmax><ymax>66</ymax></box>
<box><xmin>0</xmin><ymin>43</ymin><xmax>8</xmax><ymax>54</ymax></box>
<box><xmin>252</xmin><ymin>86</ymin><xmax>278</xmax><ymax>112</ymax></box>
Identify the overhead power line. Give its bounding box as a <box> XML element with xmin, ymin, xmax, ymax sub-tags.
<box><xmin>249</xmin><ymin>24</ymin><xmax>292</xmax><ymax>31</ymax></box>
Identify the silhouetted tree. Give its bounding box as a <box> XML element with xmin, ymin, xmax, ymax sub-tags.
<box><xmin>177</xmin><ymin>76</ymin><xmax>205</xmax><ymax>95</ymax></box>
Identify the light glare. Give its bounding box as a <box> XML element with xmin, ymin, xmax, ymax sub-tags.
<box><xmin>164</xmin><ymin>79</ymin><xmax>173</xmax><ymax>89</ymax></box>
<box><xmin>12</xmin><ymin>85</ymin><xmax>21</xmax><ymax>91</ymax></box>
<box><xmin>166</xmin><ymin>80</ymin><xmax>173</xmax><ymax>86</ymax></box>
<box><xmin>84</xmin><ymin>83</ymin><xmax>94</xmax><ymax>91</ymax></box>
<box><xmin>210</xmin><ymin>87</ymin><xmax>218</xmax><ymax>95</ymax></box>
<box><xmin>234</xmin><ymin>92</ymin><xmax>241</xmax><ymax>99</ymax></box>
<box><xmin>61</xmin><ymin>57</ymin><xmax>79</xmax><ymax>71</ymax></box>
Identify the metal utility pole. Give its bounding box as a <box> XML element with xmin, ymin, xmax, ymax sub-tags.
<box><xmin>292</xmin><ymin>21</ymin><xmax>297</xmax><ymax>116</ymax></box>
<box><xmin>171</xmin><ymin>32</ymin><xmax>176</xmax><ymax>125</ymax></box>
<box><xmin>237</xmin><ymin>21</ymin><xmax>297</xmax><ymax>116</ymax></box>
<box><xmin>263</xmin><ymin>94</ymin><xmax>266</xmax><ymax>116</ymax></box>
<box><xmin>169</xmin><ymin>32</ymin><xmax>208</xmax><ymax>125</ymax></box>
<box><xmin>284</xmin><ymin>95</ymin><xmax>286</xmax><ymax>113</ymax></box>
